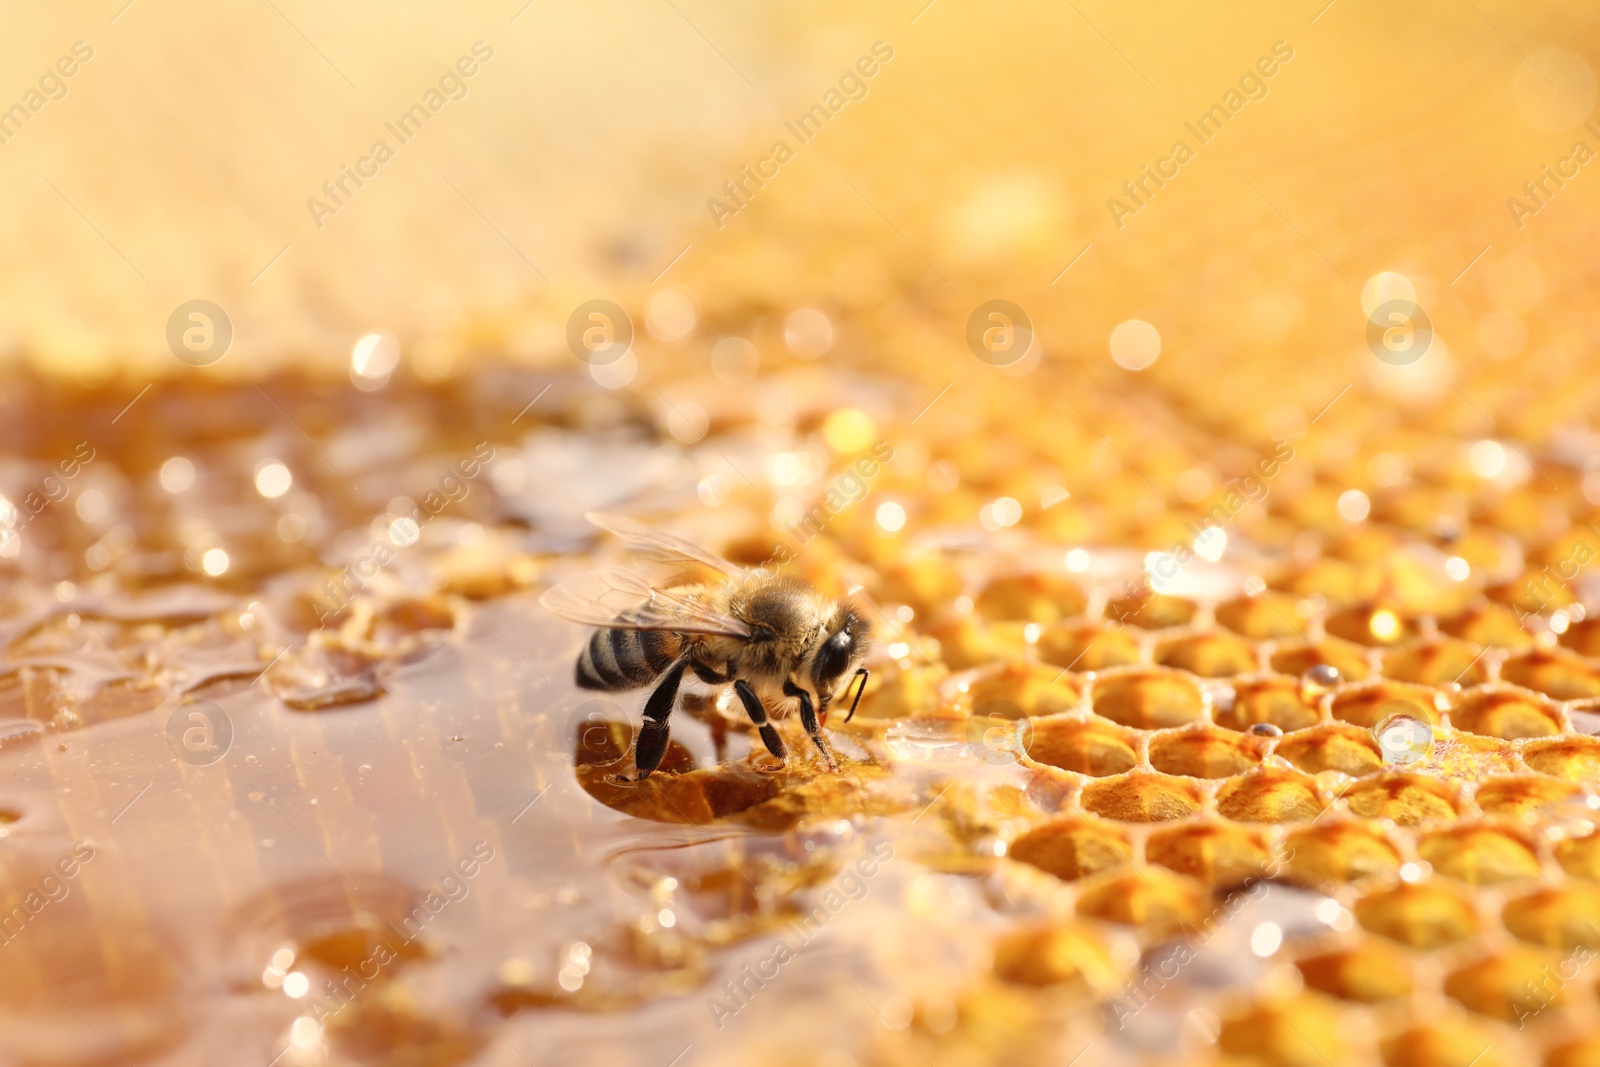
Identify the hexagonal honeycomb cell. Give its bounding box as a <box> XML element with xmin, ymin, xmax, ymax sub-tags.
<box><xmin>1007</xmin><ymin>817</ymin><xmax>1131</xmax><ymax>882</ymax></box>
<box><xmin>1283</xmin><ymin>821</ymin><xmax>1404</xmax><ymax>886</ymax></box>
<box><xmin>1418</xmin><ymin>824</ymin><xmax>1543</xmax><ymax>884</ymax></box>
<box><xmin>1555</xmin><ymin>832</ymin><xmax>1600</xmax><ymax>882</ymax></box>
<box><xmin>1037</xmin><ymin>621</ymin><xmax>1141</xmax><ymax>672</ymax></box>
<box><xmin>1144</xmin><ymin>821</ymin><xmax>1272</xmax><ymax>887</ymax></box>
<box><xmin>1104</xmin><ymin>592</ymin><xmax>1196</xmax><ymax>630</ymax></box>
<box><xmin>1444</xmin><ymin>946</ymin><xmax>1570</xmax><ymax>1021</ymax></box>
<box><xmin>922</xmin><ymin>613</ymin><xmax>1029</xmax><ymax>670</ymax></box>
<box><xmin>1274</xmin><ymin>723</ymin><xmax>1384</xmax><ymax>777</ymax></box>
<box><xmin>855</xmin><ymin>661</ymin><xmax>945</xmax><ymax>720</ymax></box>
<box><xmin>1330</xmin><ymin>681</ymin><xmax>1445</xmax><ymax>729</ymax></box>
<box><xmin>1439</xmin><ymin>602</ymin><xmax>1536</xmax><ymax>650</ymax></box>
<box><xmin>1024</xmin><ymin>717</ymin><xmax>1137</xmax><ymax>776</ymax></box>
<box><xmin>1270</xmin><ymin>635</ymin><xmax>1373</xmax><ymax>682</ymax></box>
<box><xmin>1561</xmin><ymin>618</ymin><xmax>1600</xmax><ymax>657</ymax></box>
<box><xmin>1295</xmin><ymin>939</ymin><xmax>1414</xmax><ymax>1002</ymax></box>
<box><xmin>1547</xmin><ymin>1035</ymin><xmax>1600</xmax><ymax>1067</ymax></box>
<box><xmin>990</xmin><ymin>922</ymin><xmax>1117</xmax><ymax>991</ymax></box>
<box><xmin>1214</xmin><ymin>767</ymin><xmax>1324</xmax><ymax>823</ymax></box>
<box><xmin>1475</xmin><ymin>775</ymin><xmax>1582</xmax><ymax>819</ymax></box>
<box><xmin>1380</xmin><ymin>1021</ymin><xmax>1515</xmax><ymax>1067</ymax></box>
<box><xmin>1081</xmin><ymin>772</ymin><xmax>1203</xmax><ymax>822</ymax></box>
<box><xmin>1501</xmin><ymin>885</ymin><xmax>1600</xmax><ymax>952</ymax></box>
<box><xmin>1379</xmin><ymin>636</ymin><xmax>1491</xmax><ymax>686</ymax></box>
<box><xmin>1214</xmin><ymin>592</ymin><xmax>1308</xmax><ymax>639</ymax></box>
<box><xmin>1325</xmin><ymin>601</ymin><xmax>1418</xmax><ymax>648</ymax></box>
<box><xmin>1217</xmin><ymin>675</ymin><xmax>1321</xmax><ymax>732</ymax></box>
<box><xmin>1522</xmin><ymin>736</ymin><xmax>1600</xmax><ymax>780</ymax></box>
<box><xmin>974</xmin><ymin>572</ymin><xmax>1088</xmax><ymax>623</ymax></box>
<box><xmin>1450</xmin><ymin>687</ymin><xmax>1567</xmax><ymax>739</ymax></box>
<box><xmin>1501</xmin><ymin>648</ymin><xmax>1600</xmax><ymax>701</ymax></box>
<box><xmin>1146</xmin><ymin>725</ymin><xmax>1263</xmax><ymax>778</ymax></box>
<box><xmin>958</xmin><ymin>660</ymin><xmax>1082</xmax><ymax>717</ymax></box>
<box><xmin>1218</xmin><ymin>995</ymin><xmax>1351</xmax><ymax>1067</ymax></box>
<box><xmin>1343</xmin><ymin>772</ymin><xmax>1463</xmax><ymax>825</ymax></box>
<box><xmin>1090</xmin><ymin>669</ymin><xmax>1205</xmax><ymax>729</ymax></box>
<box><xmin>1153</xmin><ymin>630</ymin><xmax>1259</xmax><ymax>677</ymax></box>
<box><xmin>1074</xmin><ymin>867</ymin><xmax>1208</xmax><ymax>936</ymax></box>
<box><xmin>1355</xmin><ymin>881</ymin><xmax>1481</xmax><ymax>948</ymax></box>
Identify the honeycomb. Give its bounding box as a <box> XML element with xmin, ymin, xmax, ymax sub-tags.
<box><xmin>540</xmin><ymin>348</ymin><xmax>1600</xmax><ymax>1067</ymax></box>
<box><xmin>552</xmin><ymin>396</ymin><xmax>1600</xmax><ymax>1067</ymax></box>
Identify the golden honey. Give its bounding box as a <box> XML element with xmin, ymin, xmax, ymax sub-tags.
<box><xmin>3</xmin><ymin>2</ymin><xmax>1600</xmax><ymax>1065</ymax></box>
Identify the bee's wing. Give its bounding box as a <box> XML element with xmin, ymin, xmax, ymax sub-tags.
<box><xmin>585</xmin><ymin>511</ymin><xmax>741</xmax><ymax>576</ymax></box>
<box><xmin>539</xmin><ymin>566</ymin><xmax>754</xmax><ymax>639</ymax></box>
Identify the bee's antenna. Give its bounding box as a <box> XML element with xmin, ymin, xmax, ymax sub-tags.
<box><xmin>843</xmin><ymin>668</ymin><xmax>869</xmax><ymax>723</ymax></box>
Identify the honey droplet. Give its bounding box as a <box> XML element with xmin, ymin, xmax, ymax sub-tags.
<box><xmin>1373</xmin><ymin>713</ymin><xmax>1433</xmax><ymax>767</ymax></box>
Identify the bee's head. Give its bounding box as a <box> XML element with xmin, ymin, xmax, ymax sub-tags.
<box><xmin>810</xmin><ymin>601</ymin><xmax>871</xmax><ymax>719</ymax></box>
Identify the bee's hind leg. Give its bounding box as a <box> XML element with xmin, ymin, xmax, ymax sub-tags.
<box><xmin>631</xmin><ymin>661</ymin><xmax>687</xmax><ymax>781</ymax></box>
<box><xmin>733</xmin><ymin>680</ymin><xmax>788</xmax><ymax>763</ymax></box>
<box><xmin>783</xmin><ymin>680</ymin><xmax>840</xmax><ymax>773</ymax></box>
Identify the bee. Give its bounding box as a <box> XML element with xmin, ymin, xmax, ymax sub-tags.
<box><xmin>540</xmin><ymin>512</ymin><xmax>871</xmax><ymax>780</ymax></box>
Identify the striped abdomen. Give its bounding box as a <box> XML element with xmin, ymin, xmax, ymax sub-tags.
<box><xmin>576</xmin><ymin>627</ymin><xmax>684</xmax><ymax>691</ymax></box>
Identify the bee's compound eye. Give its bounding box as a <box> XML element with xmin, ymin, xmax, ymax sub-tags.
<box><xmin>814</xmin><ymin>628</ymin><xmax>854</xmax><ymax>686</ymax></box>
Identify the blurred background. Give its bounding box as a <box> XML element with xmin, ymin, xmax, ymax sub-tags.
<box><xmin>2</xmin><ymin>0</ymin><xmax>1596</xmax><ymax>403</ymax></box>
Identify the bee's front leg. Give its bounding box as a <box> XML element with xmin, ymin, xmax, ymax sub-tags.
<box><xmin>783</xmin><ymin>679</ymin><xmax>839</xmax><ymax>772</ymax></box>
<box><xmin>733</xmin><ymin>679</ymin><xmax>788</xmax><ymax>761</ymax></box>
